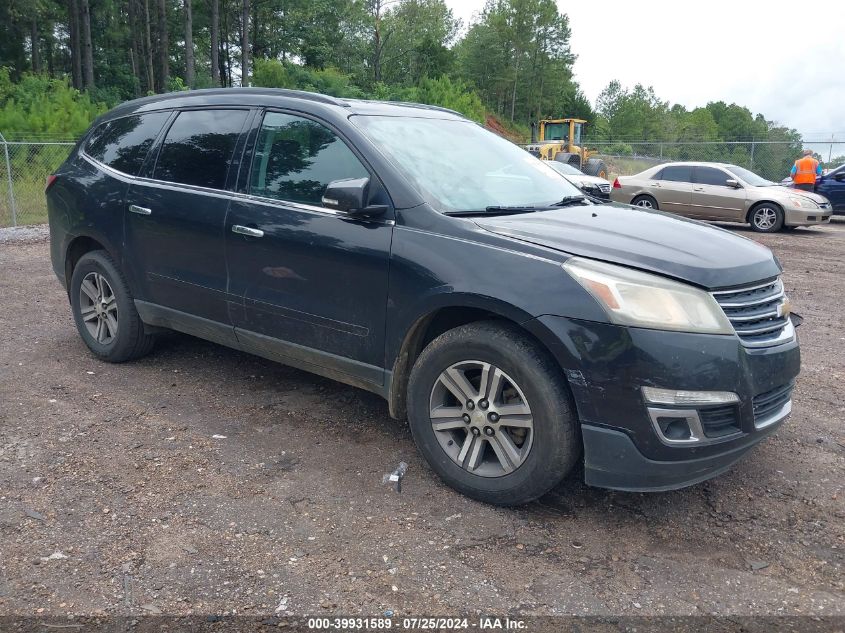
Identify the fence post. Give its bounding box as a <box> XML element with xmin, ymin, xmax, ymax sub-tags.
<box><xmin>0</xmin><ymin>131</ymin><xmax>17</xmax><ymax>227</ymax></box>
<box><xmin>750</xmin><ymin>140</ymin><xmax>755</xmax><ymax>171</ymax></box>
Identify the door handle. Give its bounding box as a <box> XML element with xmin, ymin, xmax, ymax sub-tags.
<box><xmin>693</xmin><ymin>187</ymin><xmax>704</xmax><ymax>192</ymax></box>
<box><xmin>129</xmin><ymin>204</ymin><xmax>152</xmax><ymax>215</ymax></box>
<box><xmin>232</xmin><ymin>224</ymin><xmax>264</xmax><ymax>238</ymax></box>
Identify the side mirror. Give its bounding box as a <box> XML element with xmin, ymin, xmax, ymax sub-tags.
<box><xmin>725</xmin><ymin>179</ymin><xmax>741</xmax><ymax>188</ymax></box>
<box><xmin>322</xmin><ymin>177</ymin><xmax>386</xmax><ymax>217</ymax></box>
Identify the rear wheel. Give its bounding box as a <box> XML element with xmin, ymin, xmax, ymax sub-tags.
<box><xmin>407</xmin><ymin>321</ymin><xmax>580</xmax><ymax>505</ymax></box>
<box><xmin>583</xmin><ymin>158</ymin><xmax>608</xmax><ymax>179</ymax></box>
<box><xmin>554</xmin><ymin>152</ymin><xmax>581</xmax><ymax>168</ymax></box>
<box><xmin>70</xmin><ymin>250</ymin><xmax>156</xmax><ymax>362</ymax></box>
<box><xmin>749</xmin><ymin>203</ymin><xmax>784</xmax><ymax>233</ymax></box>
<box><xmin>631</xmin><ymin>194</ymin><xmax>659</xmax><ymax>210</ymax></box>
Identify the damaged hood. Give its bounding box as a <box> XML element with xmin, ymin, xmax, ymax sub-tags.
<box><xmin>473</xmin><ymin>204</ymin><xmax>781</xmax><ymax>289</ymax></box>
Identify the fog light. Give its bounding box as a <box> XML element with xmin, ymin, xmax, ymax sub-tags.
<box><xmin>642</xmin><ymin>387</ymin><xmax>739</xmax><ymax>406</ymax></box>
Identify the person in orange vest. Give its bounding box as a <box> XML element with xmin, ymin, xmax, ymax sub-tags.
<box><xmin>790</xmin><ymin>149</ymin><xmax>822</xmax><ymax>192</ymax></box>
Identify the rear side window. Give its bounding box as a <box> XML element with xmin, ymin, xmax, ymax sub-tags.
<box><xmin>85</xmin><ymin>112</ymin><xmax>169</xmax><ymax>176</ymax></box>
<box><xmin>154</xmin><ymin>109</ymin><xmax>249</xmax><ymax>190</ymax></box>
<box><xmin>694</xmin><ymin>166</ymin><xmax>731</xmax><ymax>186</ymax></box>
<box><xmin>659</xmin><ymin>165</ymin><xmax>692</xmax><ymax>182</ymax></box>
<box><xmin>249</xmin><ymin>112</ymin><xmax>368</xmax><ymax>206</ymax></box>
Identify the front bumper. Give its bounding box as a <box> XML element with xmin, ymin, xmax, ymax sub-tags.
<box><xmin>531</xmin><ymin>316</ymin><xmax>800</xmax><ymax>491</ymax></box>
<box><xmin>784</xmin><ymin>206</ymin><xmax>833</xmax><ymax>226</ymax></box>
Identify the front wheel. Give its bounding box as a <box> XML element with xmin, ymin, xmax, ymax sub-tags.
<box><xmin>749</xmin><ymin>203</ymin><xmax>784</xmax><ymax>233</ymax></box>
<box><xmin>407</xmin><ymin>321</ymin><xmax>580</xmax><ymax>505</ymax></box>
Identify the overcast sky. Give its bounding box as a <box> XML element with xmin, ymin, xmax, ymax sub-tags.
<box><xmin>445</xmin><ymin>0</ymin><xmax>845</xmax><ymax>144</ymax></box>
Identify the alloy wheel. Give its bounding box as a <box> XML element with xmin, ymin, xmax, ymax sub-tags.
<box><xmin>79</xmin><ymin>272</ymin><xmax>118</xmax><ymax>345</ymax></box>
<box><xmin>753</xmin><ymin>207</ymin><xmax>778</xmax><ymax>230</ymax></box>
<box><xmin>428</xmin><ymin>360</ymin><xmax>534</xmax><ymax>478</ymax></box>
<box><xmin>635</xmin><ymin>198</ymin><xmax>654</xmax><ymax>209</ymax></box>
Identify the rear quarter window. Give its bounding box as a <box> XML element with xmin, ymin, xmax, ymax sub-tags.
<box><xmin>85</xmin><ymin>112</ymin><xmax>170</xmax><ymax>176</ymax></box>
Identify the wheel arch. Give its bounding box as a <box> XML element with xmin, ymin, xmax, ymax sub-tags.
<box><xmin>745</xmin><ymin>199</ymin><xmax>783</xmax><ymax>224</ymax></box>
<box><xmin>386</xmin><ymin>296</ymin><xmax>574</xmax><ymax>420</ymax></box>
<box><xmin>64</xmin><ymin>231</ymin><xmax>138</xmax><ymax>297</ymax></box>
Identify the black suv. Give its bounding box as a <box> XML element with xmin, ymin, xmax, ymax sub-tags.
<box><xmin>47</xmin><ymin>89</ymin><xmax>800</xmax><ymax>505</ymax></box>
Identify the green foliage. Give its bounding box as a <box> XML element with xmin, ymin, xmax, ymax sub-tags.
<box><xmin>0</xmin><ymin>69</ymin><xmax>106</xmax><ymax>139</ymax></box>
<box><xmin>400</xmin><ymin>76</ymin><xmax>486</xmax><ymax>123</ymax></box>
<box><xmin>252</xmin><ymin>59</ymin><xmax>365</xmax><ymax>98</ymax></box>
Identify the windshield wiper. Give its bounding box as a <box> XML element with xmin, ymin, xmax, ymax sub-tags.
<box><xmin>554</xmin><ymin>195</ymin><xmax>588</xmax><ymax>206</ymax></box>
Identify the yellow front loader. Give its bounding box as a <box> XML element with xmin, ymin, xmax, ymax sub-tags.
<box><xmin>525</xmin><ymin>118</ymin><xmax>608</xmax><ymax>179</ymax></box>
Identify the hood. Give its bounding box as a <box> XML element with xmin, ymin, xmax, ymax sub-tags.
<box><xmin>473</xmin><ymin>204</ymin><xmax>781</xmax><ymax>289</ymax></box>
<box><xmin>565</xmin><ymin>174</ymin><xmax>609</xmax><ymax>187</ymax></box>
<box><xmin>754</xmin><ymin>185</ymin><xmax>828</xmax><ymax>205</ymax></box>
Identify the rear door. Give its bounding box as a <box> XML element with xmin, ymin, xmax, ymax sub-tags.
<box><xmin>125</xmin><ymin>108</ymin><xmax>252</xmax><ymax>327</ymax></box>
<box><xmin>653</xmin><ymin>165</ymin><xmax>693</xmax><ymax>214</ymax></box>
<box><xmin>689</xmin><ymin>166</ymin><xmax>747</xmax><ymax>221</ymax></box>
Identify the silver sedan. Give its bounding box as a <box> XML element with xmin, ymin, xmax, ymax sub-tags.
<box><xmin>610</xmin><ymin>161</ymin><xmax>832</xmax><ymax>232</ymax></box>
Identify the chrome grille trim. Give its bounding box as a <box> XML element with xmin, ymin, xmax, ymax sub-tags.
<box><xmin>712</xmin><ymin>278</ymin><xmax>794</xmax><ymax>348</ymax></box>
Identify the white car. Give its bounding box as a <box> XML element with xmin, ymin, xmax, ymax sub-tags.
<box><xmin>546</xmin><ymin>161</ymin><xmax>612</xmax><ymax>200</ymax></box>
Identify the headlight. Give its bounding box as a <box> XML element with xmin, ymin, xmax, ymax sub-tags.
<box><xmin>562</xmin><ymin>257</ymin><xmax>734</xmax><ymax>334</ymax></box>
<box><xmin>788</xmin><ymin>196</ymin><xmax>819</xmax><ymax>209</ymax></box>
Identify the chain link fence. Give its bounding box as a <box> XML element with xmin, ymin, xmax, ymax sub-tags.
<box><xmin>1</xmin><ymin>133</ymin><xmax>844</xmax><ymax>228</ymax></box>
<box><xmin>0</xmin><ymin>133</ymin><xmax>75</xmax><ymax>228</ymax></box>
<box><xmin>590</xmin><ymin>141</ymin><xmax>845</xmax><ymax>182</ymax></box>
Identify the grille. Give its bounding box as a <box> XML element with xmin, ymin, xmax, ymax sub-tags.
<box><xmin>698</xmin><ymin>405</ymin><xmax>740</xmax><ymax>438</ymax></box>
<box><xmin>753</xmin><ymin>382</ymin><xmax>793</xmax><ymax>423</ymax></box>
<box><xmin>712</xmin><ymin>278</ymin><xmax>793</xmax><ymax>348</ymax></box>
<box><xmin>598</xmin><ymin>183</ymin><xmax>611</xmax><ymax>193</ymax></box>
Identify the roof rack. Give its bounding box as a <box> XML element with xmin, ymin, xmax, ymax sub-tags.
<box><xmin>342</xmin><ymin>98</ymin><xmax>463</xmax><ymax>117</ymax></box>
<box><xmin>121</xmin><ymin>87</ymin><xmax>350</xmax><ymax>108</ymax></box>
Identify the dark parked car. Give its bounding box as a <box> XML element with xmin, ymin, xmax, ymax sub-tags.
<box><xmin>815</xmin><ymin>164</ymin><xmax>845</xmax><ymax>214</ymax></box>
<box><xmin>47</xmin><ymin>89</ymin><xmax>800</xmax><ymax>505</ymax></box>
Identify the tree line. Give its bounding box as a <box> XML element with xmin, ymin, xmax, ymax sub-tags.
<box><xmin>0</xmin><ymin>0</ymin><xmax>816</xmax><ymax>176</ymax></box>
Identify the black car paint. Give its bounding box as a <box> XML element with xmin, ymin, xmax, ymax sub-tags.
<box><xmin>47</xmin><ymin>88</ymin><xmax>801</xmax><ymax>492</ymax></box>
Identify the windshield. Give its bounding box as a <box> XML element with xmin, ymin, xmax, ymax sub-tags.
<box><xmin>544</xmin><ymin>122</ymin><xmax>567</xmax><ymax>141</ymax></box>
<box><xmin>547</xmin><ymin>161</ymin><xmax>582</xmax><ymax>176</ymax></box>
<box><xmin>725</xmin><ymin>164</ymin><xmax>774</xmax><ymax>187</ymax></box>
<box><xmin>352</xmin><ymin>116</ymin><xmax>583</xmax><ymax>212</ymax></box>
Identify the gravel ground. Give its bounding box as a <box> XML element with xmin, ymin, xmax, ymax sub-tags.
<box><xmin>0</xmin><ymin>221</ymin><xmax>843</xmax><ymax>619</ymax></box>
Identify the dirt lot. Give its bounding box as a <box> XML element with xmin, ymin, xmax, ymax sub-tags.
<box><xmin>1</xmin><ymin>221</ymin><xmax>843</xmax><ymax>620</ymax></box>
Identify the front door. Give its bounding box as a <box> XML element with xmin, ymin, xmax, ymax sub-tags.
<box><xmin>125</xmin><ymin>108</ymin><xmax>251</xmax><ymax>325</ymax></box>
<box><xmin>689</xmin><ymin>166</ymin><xmax>747</xmax><ymax>221</ymax></box>
<box><xmin>225</xmin><ymin>111</ymin><xmax>394</xmax><ymax>387</ymax></box>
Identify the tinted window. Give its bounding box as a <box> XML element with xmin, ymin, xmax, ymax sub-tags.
<box><xmin>250</xmin><ymin>112</ymin><xmax>368</xmax><ymax>206</ymax></box>
<box><xmin>85</xmin><ymin>112</ymin><xmax>169</xmax><ymax>176</ymax></box>
<box><xmin>694</xmin><ymin>166</ymin><xmax>731</xmax><ymax>186</ymax></box>
<box><xmin>659</xmin><ymin>165</ymin><xmax>692</xmax><ymax>183</ymax></box>
<box><xmin>154</xmin><ymin>109</ymin><xmax>249</xmax><ymax>189</ymax></box>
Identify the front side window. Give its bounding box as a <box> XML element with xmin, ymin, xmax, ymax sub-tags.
<box><xmin>724</xmin><ymin>165</ymin><xmax>773</xmax><ymax>187</ymax></box>
<box><xmin>85</xmin><ymin>112</ymin><xmax>170</xmax><ymax>176</ymax></box>
<box><xmin>154</xmin><ymin>109</ymin><xmax>249</xmax><ymax>190</ymax></box>
<box><xmin>352</xmin><ymin>115</ymin><xmax>583</xmax><ymax>212</ymax></box>
<box><xmin>694</xmin><ymin>166</ymin><xmax>731</xmax><ymax>186</ymax></box>
<box><xmin>660</xmin><ymin>165</ymin><xmax>692</xmax><ymax>183</ymax></box>
<box><xmin>249</xmin><ymin>112</ymin><xmax>368</xmax><ymax>206</ymax></box>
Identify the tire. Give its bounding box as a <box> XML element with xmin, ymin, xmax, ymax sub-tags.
<box><xmin>583</xmin><ymin>158</ymin><xmax>608</xmax><ymax>179</ymax></box>
<box><xmin>554</xmin><ymin>152</ymin><xmax>581</xmax><ymax>168</ymax></box>
<box><xmin>631</xmin><ymin>194</ymin><xmax>659</xmax><ymax>210</ymax></box>
<box><xmin>69</xmin><ymin>250</ymin><xmax>156</xmax><ymax>362</ymax></box>
<box><xmin>749</xmin><ymin>203</ymin><xmax>784</xmax><ymax>233</ymax></box>
<box><xmin>407</xmin><ymin>321</ymin><xmax>580</xmax><ymax>506</ymax></box>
